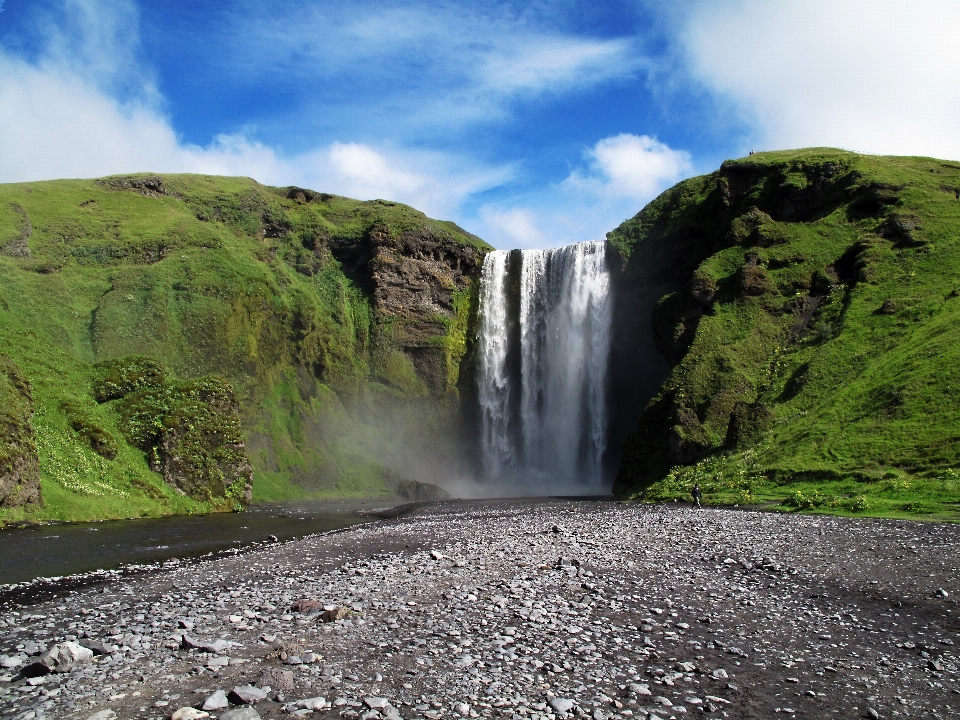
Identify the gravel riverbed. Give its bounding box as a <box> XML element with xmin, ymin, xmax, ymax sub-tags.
<box><xmin>1</xmin><ymin>499</ymin><xmax>958</xmax><ymax>720</ymax></box>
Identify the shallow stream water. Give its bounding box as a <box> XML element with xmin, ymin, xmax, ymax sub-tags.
<box><xmin>0</xmin><ymin>498</ymin><xmax>387</xmax><ymax>585</ymax></box>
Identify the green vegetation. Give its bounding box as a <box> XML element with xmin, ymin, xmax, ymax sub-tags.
<box><xmin>0</xmin><ymin>354</ymin><xmax>41</xmax><ymax>508</ymax></box>
<box><xmin>0</xmin><ymin>174</ymin><xmax>489</xmax><ymax>525</ymax></box>
<box><xmin>613</xmin><ymin>149</ymin><xmax>960</xmax><ymax>520</ymax></box>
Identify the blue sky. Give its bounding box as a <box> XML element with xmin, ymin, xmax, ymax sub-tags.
<box><xmin>1</xmin><ymin>1</ymin><xmax>958</xmax><ymax>248</ymax></box>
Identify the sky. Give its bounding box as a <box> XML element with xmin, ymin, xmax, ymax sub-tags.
<box><xmin>0</xmin><ymin>0</ymin><xmax>958</xmax><ymax>249</ymax></box>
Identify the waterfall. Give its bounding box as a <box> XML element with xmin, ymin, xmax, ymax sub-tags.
<box><xmin>476</xmin><ymin>241</ymin><xmax>613</xmax><ymax>490</ymax></box>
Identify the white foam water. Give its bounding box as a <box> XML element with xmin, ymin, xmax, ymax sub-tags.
<box><xmin>476</xmin><ymin>241</ymin><xmax>612</xmax><ymax>491</ymax></box>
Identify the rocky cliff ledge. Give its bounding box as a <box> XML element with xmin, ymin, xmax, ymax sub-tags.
<box><xmin>328</xmin><ymin>216</ymin><xmax>483</xmax><ymax>396</ymax></box>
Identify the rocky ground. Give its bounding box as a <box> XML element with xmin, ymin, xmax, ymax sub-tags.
<box><xmin>1</xmin><ymin>499</ymin><xmax>959</xmax><ymax>720</ymax></box>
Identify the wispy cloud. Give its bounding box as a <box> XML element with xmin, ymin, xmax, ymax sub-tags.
<box><xmin>189</xmin><ymin>2</ymin><xmax>644</xmax><ymax>134</ymax></box>
<box><xmin>0</xmin><ymin>0</ymin><xmax>512</xmax><ymax>220</ymax></box>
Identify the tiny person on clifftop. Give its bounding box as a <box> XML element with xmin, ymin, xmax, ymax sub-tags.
<box><xmin>692</xmin><ymin>483</ymin><xmax>703</xmax><ymax>509</ymax></box>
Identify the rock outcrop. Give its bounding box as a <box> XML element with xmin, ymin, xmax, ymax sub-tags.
<box><xmin>95</xmin><ymin>357</ymin><xmax>253</xmax><ymax>508</ymax></box>
<box><xmin>611</xmin><ymin>149</ymin><xmax>960</xmax><ymax>501</ymax></box>
<box><xmin>0</xmin><ymin>355</ymin><xmax>41</xmax><ymax>508</ymax></box>
<box><xmin>328</xmin><ymin>220</ymin><xmax>483</xmax><ymax>396</ymax></box>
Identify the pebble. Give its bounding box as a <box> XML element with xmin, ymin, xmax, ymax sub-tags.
<box><xmin>0</xmin><ymin>501</ymin><xmax>956</xmax><ymax>720</ymax></box>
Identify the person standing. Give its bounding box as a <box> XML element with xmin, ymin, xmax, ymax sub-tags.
<box><xmin>692</xmin><ymin>483</ymin><xmax>703</xmax><ymax>509</ymax></box>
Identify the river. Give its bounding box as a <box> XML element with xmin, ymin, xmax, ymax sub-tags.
<box><xmin>0</xmin><ymin>498</ymin><xmax>390</xmax><ymax>586</ymax></box>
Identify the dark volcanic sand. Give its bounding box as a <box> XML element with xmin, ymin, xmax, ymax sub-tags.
<box><xmin>1</xmin><ymin>500</ymin><xmax>958</xmax><ymax>720</ymax></box>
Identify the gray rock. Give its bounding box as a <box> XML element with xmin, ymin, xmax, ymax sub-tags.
<box><xmin>171</xmin><ymin>709</ymin><xmax>211</xmax><ymax>720</ymax></box>
<box><xmin>219</xmin><ymin>709</ymin><xmax>262</xmax><ymax>720</ymax></box>
<box><xmin>182</xmin><ymin>635</ymin><xmax>235</xmax><ymax>654</ymax></box>
<box><xmin>0</xmin><ymin>653</ymin><xmax>27</xmax><ymax>668</ymax></box>
<box><xmin>230</xmin><ymin>685</ymin><xmax>271</xmax><ymax>704</ymax></box>
<box><xmin>258</xmin><ymin>667</ymin><xmax>295</xmax><ymax>691</ymax></box>
<box><xmin>22</xmin><ymin>641</ymin><xmax>93</xmax><ymax>676</ymax></box>
<box><xmin>86</xmin><ymin>712</ymin><xmax>118</xmax><ymax>720</ymax></box>
<box><xmin>365</xmin><ymin>697</ymin><xmax>392</xmax><ymax>709</ymax></box>
<box><xmin>77</xmin><ymin>638</ymin><xmax>115</xmax><ymax>656</ymax></box>
<box><xmin>296</xmin><ymin>697</ymin><xmax>330</xmax><ymax>711</ymax></box>
<box><xmin>202</xmin><ymin>690</ymin><xmax>230</xmax><ymax>711</ymax></box>
<box><xmin>549</xmin><ymin>698</ymin><xmax>576</xmax><ymax>714</ymax></box>
<box><xmin>22</xmin><ymin>640</ymin><xmax>43</xmax><ymax>656</ymax></box>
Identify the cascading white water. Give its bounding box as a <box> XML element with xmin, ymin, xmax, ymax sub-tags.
<box><xmin>476</xmin><ymin>241</ymin><xmax>613</xmax><ymax>490</ymax></box>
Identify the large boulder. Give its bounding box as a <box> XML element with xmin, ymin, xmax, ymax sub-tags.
<box><xmin>21</xmin><ymin>641</ymin><xmax>93</xmax><ymax>676</ymax></box>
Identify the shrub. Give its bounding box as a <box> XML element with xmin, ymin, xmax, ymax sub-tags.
<box><xmin>92</xmin><ymin>355</ymin><xmax>166</xmax><ymax>402</ymax></box>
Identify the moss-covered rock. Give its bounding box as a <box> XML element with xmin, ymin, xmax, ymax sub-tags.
<box><xmin>613</xmin><ymin>149</ymin><xmax>960</xmax><ymax>504</ymax></box>
<box><xmin>102</xmin><ymin>358</ymin><xmax>253</xmax><ymax>508</ymax></box>
<box><xmin>0</xmin><ymin>355</ymin><xmax>41</xmax><ymax>507</ymax></box>
<box><xmin>60</xmin><ymin>400</ymin><xmax>119</xmax><ymax>460</ymax></box>
<box><xmin>92</xmin><ymin>355</ymin><xmax>166</xmax><ymax>403</ymax></box>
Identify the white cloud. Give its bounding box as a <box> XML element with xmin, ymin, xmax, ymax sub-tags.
<box><xmin>471</xmin><ymin>133</ymin><xmax>691</xmax><ymax>250</ymax></box>
<box><xmin>477</xmin><ymin>36</ymin><xmax>636</xmax><ymax>99</ymax></box>
<box><xmin>684</xmin><ymin>0</ymin><xmax>960</xmax><ymax>160</ymax></box>
<box><xmin>0</xmin><ymin>41</ymin><xmax>509</xmax><ymax>220</ymax></box>
<box><xmin>302</xmin><ymin>143</ymin><xmax>511</xmax><ymax>219</ymax></box>
<box><xmin>0</xmin><ymin>54</ymin><xmax>281</xmax><ymax>179</ymax></box>
<box><xmin>477</xmin><ymin>207</ymin><xmax>548</xmax><ymax>249</ymax></box>
<box><xmin>564</xmin><ymin>133</ymin><xmax>691</xmax><ymax>200</ymax></box>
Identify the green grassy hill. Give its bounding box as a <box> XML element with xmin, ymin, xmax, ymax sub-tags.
<box><xmin>0</xmin><ymin>174</ymin><xmax>488</xmax><ymax>524</ymax></box>
<box><xmin>612</xmin><ymin>149</ymin><xmax>960</xmax><ymax>519</ymax></box>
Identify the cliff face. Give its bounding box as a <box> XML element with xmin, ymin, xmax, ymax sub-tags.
<box><xmin>611</xmin><ymin>149</ymin><xmax>960</xmax><ymax>514</ymax></box>
<box><xmin>0</xmin><ymin>175</ymin><xmax>490</xmax><ymax>522</ymax></box>
<box><xmin>331</xmin><ymin>220</ymin><xmax>482</xmax><ymax>396</ymax></box>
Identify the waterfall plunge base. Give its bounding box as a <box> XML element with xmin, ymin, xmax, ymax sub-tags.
<box><xmin>476</xmin><ymin>241</ymin><xmax>613</xmax><ymax>493</ymax></box>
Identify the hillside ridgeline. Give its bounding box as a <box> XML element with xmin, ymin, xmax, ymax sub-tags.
<box><xmin>611</xmin><ymin>149</ymin><xmax>960</xmax><ymax>518</ymax></box>
<box><xmin>0</xmin><ymin>175</ymin><xmax>482</xmax><ymax>523</ymax></box>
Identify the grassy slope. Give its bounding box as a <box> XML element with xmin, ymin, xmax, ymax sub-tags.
<box><xmin>0</xmin><ymin>174</ymin><xmax>487</xmax><ymax>524</ymax></box>
<box><xmin>611</xmin><ymin>149</ymin><xmax>960</xmax><ymax>520</ymax></box>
